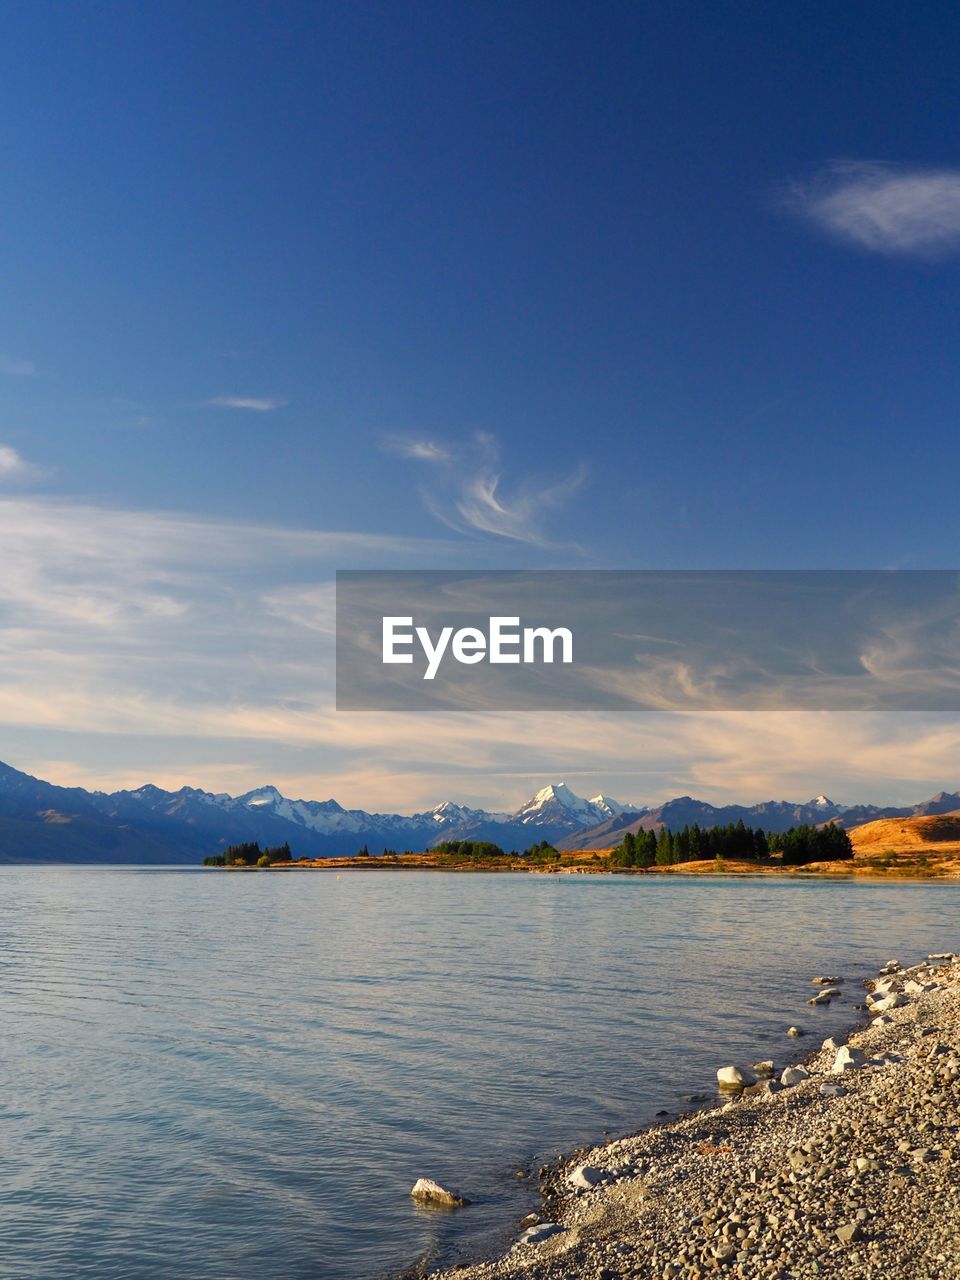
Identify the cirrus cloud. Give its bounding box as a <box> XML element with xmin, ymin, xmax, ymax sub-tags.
<box><xmin>785</xmin><ymin>161</ymin><xmax>960</xmax><ymax>257</ymax></box>
<box><xmin>386</xmin><ymin>430</ymin><xmax>587</xmax><ymax>548</ymax></box>
<box><xmin>206</xmin><ymin>395</ymin><xmax>288</xmax><ymax>411</ymax></box>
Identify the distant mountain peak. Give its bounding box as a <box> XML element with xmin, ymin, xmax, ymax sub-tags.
<box><xmin>519</xmin><ymin>782</ymin><xmax>592</xmax><ymax>813</ymax></box>
<box><xmin>588</xmin><ymin>793</ymin><xmax>627</xmax><ymax>817</ymax></box>
<box><xmin>242</xmin><ymin>785</ymin><xmax>284</xmax><ymax>806</ymax></box>
<box><xmin>512</xmin><ymin>783</ymin><xmax>627</xmax><ymax>829</ymax></box>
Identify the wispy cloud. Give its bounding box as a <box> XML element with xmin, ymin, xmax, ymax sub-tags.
<box><xmin>0</xmin><ymin>496</ymin><xmax>460</xmax><ymax>757</ymax></box>
<box><xmin>784</xmin><ymin>161</ymin><xmax>960</xmax><ymax>256</ymax></box>
<box><xmin>0</xmin><ymin>354</ymin><xmax>36</xmax><ymax>377</ymax></box>
<box><xmin>206</xmin><ymin>395</ymin><xmax>287</xmax><ymax>411</ymax></box>
<box><xmin>0</xmin><ymin>444</ymin><xmax>41</xmax><ymax>481</ymax></box>
<box><xmin>383</xmin><ymin>435</ymin><xmax>451</xmax><ymax>462</ymax></box>
<box><xmin>389</xmin><ymin>430</ymin><xmax>587</xmax><ymax>547</ymax></box>
<box><xmin>0</xmin><ymin>501</ymin><xmax>956</xmax><ymax>811</ymax></box>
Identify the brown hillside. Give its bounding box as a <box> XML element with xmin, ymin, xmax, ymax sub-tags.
<box><xmin>847</xmin><ymin>814</ymin><xmax>960</xmax><ymax>876</ymax></box>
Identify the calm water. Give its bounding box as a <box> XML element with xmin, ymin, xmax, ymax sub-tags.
<box><xmin>1</xmin><ymin>868</ymin><xmax>959</xmax><ymax>1279</ymax></box>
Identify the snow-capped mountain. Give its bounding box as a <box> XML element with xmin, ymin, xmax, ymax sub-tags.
<box><xmin>234</xmin><ymin>786</ymin><xmax>509</xmax><ymax>838</ymax></box>
<box><xmin>811</xmin><ymin>794</ymin><xmax>849</xmax><ymax>813</ymax></box>
<box><xmin>513</xmin><ymin>783</ymin><xmax>628</xmax><ymax>827</ymax></box>
<box><xmin>1</xmin><ymin>755</ymin><xmax>958</xmax><ymax>864</ymax></box>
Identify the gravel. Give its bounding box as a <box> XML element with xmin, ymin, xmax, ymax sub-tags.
<box><xmin>429</xmin><ymin>952</ymin><xmax>960</xmax><ymax>1280</ymax></box>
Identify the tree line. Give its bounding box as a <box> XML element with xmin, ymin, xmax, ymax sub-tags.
<box><xmin>203</xmin><ymin>841</ymin><xmax>294</xmax><ymax>867</ymax></box>
<box><xmin>609</xmin><ymin>820</ymin><xmax>852</xmax><ymax>868</ymax></box>
<box><xmin>432</xmin><ymin>838</ymin><xmax>560</xmax><ymax>861</ymax></box>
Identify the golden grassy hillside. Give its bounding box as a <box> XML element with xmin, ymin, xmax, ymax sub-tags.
<box><xmin>846</xmin><ymin>814</ymin><xmax>960</xmax><ymax>877</ymax></box>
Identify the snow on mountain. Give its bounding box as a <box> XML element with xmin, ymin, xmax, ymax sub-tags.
<box><xmin>226</xmin><ymin>779</ymin><xmax>631</xmax><ymax>843</ymax></box>
<box><xmin>588</xmin><ymin>793</ymin><xmax>627</xmax><ymax>818</ymax></box>
<box><xmin>7</xmin><ymin>755</ymin><xmax>960</xmax><ymax>864</ymax></box>
<box><xmin>512</xmin><ymin>783</ymin><xmax>631</xmax><ymax>828</ymax></box>
<box><xmin>233</xmin><ymin>787</ymin><xmax>511</xmax><ymax>838</ymax></box>
<box><xmin>426</xmin><ymin>800</ymin><xmax>510</xmax><ymax>825</ymax></box>
<box><xmin>242</xmin><ymin>785</ymin><xmax>286</xmax><ymax>808</ymax></box>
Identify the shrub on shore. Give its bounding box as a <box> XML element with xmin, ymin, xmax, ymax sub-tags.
<box><xmin>433</xmin><ymin>838</ymin><xmax>507</xmax><ymax>860</ymax></box>
<box><xmin>203</xmin><ymin>841</ymin><xmax>294</xmax><ymax>867</ymax></box>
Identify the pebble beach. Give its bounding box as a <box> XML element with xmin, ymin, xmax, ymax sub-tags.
<box><xmin>430</xmin><ymin>953</ymin><xmax>960</xmax><ymax>1280</ymax></box>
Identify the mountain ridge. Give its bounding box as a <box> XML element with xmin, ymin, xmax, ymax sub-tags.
<box><xmin>0</xmin><ymin>758</ymin><xmax>955</xmax><ymax>863</ymax></box>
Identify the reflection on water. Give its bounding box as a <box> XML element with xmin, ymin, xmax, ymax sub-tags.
<box><xmin>0</xmin><ymin>867</ymin><xmax>957</xmax><ymax>1278</ymax></box>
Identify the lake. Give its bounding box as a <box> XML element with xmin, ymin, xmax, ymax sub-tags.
<box><xmin>1</xmin><ymin>867</ymin><xmax>958</xmax><ymax>1278</ymax></box>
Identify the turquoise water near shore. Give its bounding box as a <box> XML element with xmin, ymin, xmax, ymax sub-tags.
<box><xmin>1</xmin><ymin>867</ymin><xmax>958</xmax><ymax>1279</ymax></box>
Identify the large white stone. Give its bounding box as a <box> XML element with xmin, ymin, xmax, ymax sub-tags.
<box><xmin>869</xmin><ymin>993</ymin><xmax>904</xmax><ymax>1014</ymax></box>
<box><xmin>780</xmin><ymin>1066</ymin><xmax>809</xmax><ymax>1087</ymax></box>
<box><xmin>717</xmin><ymin>1065</ymin><xmax>746</xmax><ymax>1088</ymax></box>
<box><xmin>567</xmin><ymin>1164</ymin><xmax>603</xmax><ymax>1190</ymax></box>
<box><xmin>832</xmin><ymin>1045</ymin><xmax>866</xmax><ymax>1074</ymax></box>
<box><xmin>410</xmin><ymin>1178</ymin><xmax>469</xmax><ymax>1207</ymax></box>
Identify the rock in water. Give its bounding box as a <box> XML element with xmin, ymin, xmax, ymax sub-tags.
<box><xmin>410</xmin><ymin>1178</ymin><xmax>470</xmax><ymax>1207</ymax></box>
<box><xmin>717</xmin><ymin>1065</ymin><xmax>746</xmax><ymax>1088</ymax></box>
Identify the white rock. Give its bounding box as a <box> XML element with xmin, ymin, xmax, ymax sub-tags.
<box><xmin>752</xmin><ymin>1060</ymin><xmax>774</xmax><ymax>1075</ymax></box>
<box><xmin>780</xmin><ymin>1066</ymin><xmax>809</xmax><ymax>1087</ymax></box>
<box><xmin>870</xmin><ymin>994</ymin><xmax>904</xmax><ymax>1013</ymax></box>
<box><xmin>786</xmin><ymin>1026</ymin><xmax>801</xmax><ymax>1037</ymax></box>
<box><xmin>822</xmin><ymin>1037</ymin><xmax>842</xmax><ymax>1053</ymax></box>
<box><xmin>519</xmin><ymin>1222</ymin><xmax>564</xmax><ymax>1244</ymax></box>
<box><xmin>832</xmin><ymin>1045</ymin><xmax>866</xmax><ymax>1074</ymax></box>
<box><xmin>566</xmin><ymin>1164</ymin><xmax>603</xmax><ymax>1190</ymax></box>
<box><xmin>410</xmin><ymin>1177</ymin><xmax>469</xmax><ymax>1207</ymax></box>
<box><xmin>717</xmin><ymin>1065</ymin><xmax>746</xmax><ymax>1088</ymax></box>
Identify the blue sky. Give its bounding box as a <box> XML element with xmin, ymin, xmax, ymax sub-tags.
<box><xmin>3</xmin><ymin>2</ymin><xmax>960</xmax><ymax>809</ymax></box>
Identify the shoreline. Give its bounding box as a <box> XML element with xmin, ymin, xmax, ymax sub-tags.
<box><xmin>425</xmin><ymin>951</ymin><xmax>960</xmax><ymax>1280</ymax></box>
<box><xmin>226</xmin><ymin>859</ymin><xmax>960</xmax><ymax>881</ymax></box>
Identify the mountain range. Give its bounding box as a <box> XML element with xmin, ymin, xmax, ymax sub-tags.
<box><xmin>0</xmin><ymin>757</ymin><xmax>958</xmax><ymax>864</ymax></box>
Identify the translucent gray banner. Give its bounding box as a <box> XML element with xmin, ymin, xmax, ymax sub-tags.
<box><xmin>335</xmin><ymin>569</ymin><xmax>960</xmax><ymax>711</ymax></box>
